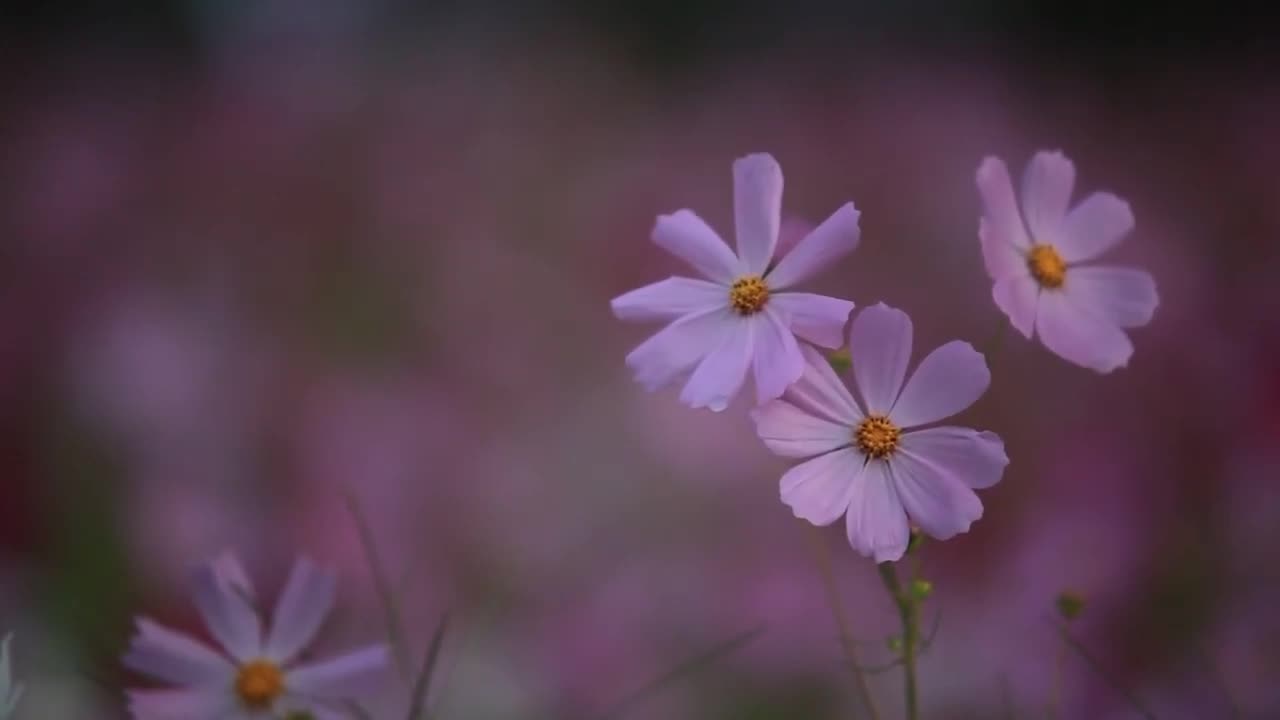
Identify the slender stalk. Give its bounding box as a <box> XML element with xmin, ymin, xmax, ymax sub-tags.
<box><xmin>804</xmin><ymin>524</ymin><xmax>881</xmax><ymax>720</ymax></box>
<box><xmin>344</xmin><ymin>491</ymin><xmax>413</xmax><ymax>680</ymax></box>
<box><xmin>1048</xmin><ymin>620</ymin><xmax>1157</xmax><ymax>720</ymax></box>
<box><xmin>594</xmin><ymin>624</ymin><xmax>765</xmax><ymax>720</ymax></box>
<box><xmin>877</xmin><ymin>561</ymin><xmax>919</xmax><ymax>720</ymax></box>
<box><xmin>1048</xmin><ymin>636</ymin><xmax>1068</xmax><ymax>719</ymax></box>
<box><xmin>999</xmin><ymin>674</ymin><xmax>1015</xmax><ymax>720</ymax></box>
<box><xmin>406</xmin><ymin>613</ymin><xmax>450</xmax><ymax>720</ymax></box>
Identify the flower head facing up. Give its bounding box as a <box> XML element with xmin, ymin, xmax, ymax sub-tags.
<box><xmin>0</xmin><ymin>633</ymin><xmax>22</xmax><ymax>720</ymax></box>
<box><xmin>728</xmin><ymin>275</ymin><xmax>770</xmax><ymax>315</ymax></box>
<box><xmin>977</xmin><ymin>151</ymin><xmax>1159</xmax><ymax>373</ymax></box>
<box><xmin>123</xmin><ymin>552</ymin><xmax>389</xmax><ymax>719</ymax></box>
<box><xmin>612</xmin><ymin>153</ymin><xmax>862</xmax><ymax>411</ymax></box>
<box><xmin>855</xmin><ymin>416</ymin><xmax>900</xmax><ymax>459</ymax></box>
<box><xmin>752</xmin><ymin>304</ymin><xmax>1009</xmax><ymax>562</ymax></box>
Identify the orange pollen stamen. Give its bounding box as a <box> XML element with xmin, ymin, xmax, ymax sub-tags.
<box><xmin>855</xmin><ymin>415</ymin><xmax>901</xmax><ymax>459</ymax></box>
<box><xmin>1027</xmin><ymin>244</ymin><xmax>1066</xmax><ymax>289</ymax></box>
<box><xmin>235</xmin><ymin>659</ymin><xmax>284</xmax><ymax>710</ymax></box>
<box><xmin>729</xmin><ymin>275</ymin><xmax>770</xmax><ymax>315</ymax></box>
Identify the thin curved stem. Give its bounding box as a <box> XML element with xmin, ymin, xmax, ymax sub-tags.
<box><xmin>877</xmin><ymin>560</ymin><xmax>920</xmax><ymax>720</ymax></box>
<box><xmin>1048</xmin><ymin>634</ymin><xmax>1067</xmax><ymax>719</ymax></box>
<box><xmin>804</xmin><ymin>523</ymin><xmax>882</xmax><ymax>720</ymax></box>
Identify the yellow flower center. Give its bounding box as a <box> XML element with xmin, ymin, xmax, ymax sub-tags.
<box><xmin>235</xmin><ymin>659</ymin><xmax>285</xmax><ymax>710</ymax></box>
<box><xmin>728</xmin><ymin>275</ymin><xmax>770</xmax><ymax>315</ymax></box>
<box><xmin>855</xmin><ymin>415</ymin><xmax>901</xmax><ymax>459</ymax></box>
<box><xmin>1027</xmin><ymin>244</ymin><xmax>1066</xmax><ymax>289</ymax></box>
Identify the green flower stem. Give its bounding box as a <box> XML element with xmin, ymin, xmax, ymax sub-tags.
<box><xmin>878</xmin><ymin>556</ymin><xmax>921</xmax><ymax>720</ymax></box>
<box><xmin>1048</xmin><ymin>634</ymin><xmax>1068</xmax><ymax>719</ymax></box>
<box><xmin>804</xmin><ymin>524</ymin><xmax>882</xmax><ymax>720</ymax></box>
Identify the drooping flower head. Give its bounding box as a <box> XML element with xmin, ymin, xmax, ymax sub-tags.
<box><xmin>977</xmin><ymin>151</ymin><xmax>1159</xmax><ymax>373</ymax></box>
<box><xmin>752</xmin><ymin>304</ymin><xmax>1008</xmax><ymax>562</ymax></box>
<box><xmin>0</xmin><ymin>634</ymin><xmax>21</xmax><ymax>719</ymax></box>
<box><xmin>124</xmin><ymin>552</ymin><xmax>388</xmax><ymax>719</ymax></box>
<box><xmin>612</xmin><ymin>153</ymin><xmax>862</xmax><ymax>411</ymax></box>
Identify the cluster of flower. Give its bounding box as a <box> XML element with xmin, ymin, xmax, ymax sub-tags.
<box><xmin>0</xmin><ymin>151</ymin><xmax>1158</xmax><ymax>720</ymax></box>
<box><xmin>612</xmin><ymin>151</ymin><xmax>1158</xmax><ymax>562</ymax></box>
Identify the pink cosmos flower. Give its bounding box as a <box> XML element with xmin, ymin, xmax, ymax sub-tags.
<box><xmin>124</xmin><ymin>552</ymin><xmax>388</xmax><ymax>720</ymax></box>
<box><xmin>977</xmin><ymin>151</ymin><xmax>1159</xmax><ymax>373</ymax></box>
<box><xmin>611</xmin><ymin>153</ymin><xmax>861</xmax><ymax>411</ymax></box>
<box><xmin>752</xmin><ymin>304</ymin><xmax>1008</xmax><ymax>562</ymax></box>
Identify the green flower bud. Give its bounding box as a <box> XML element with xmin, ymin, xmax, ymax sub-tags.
<box><xmin>827</xmin><ymin>349</ymin><xmax>851</xmax><ymax>373</ymax></box>
<box><xmin>1056</xmin><ymin>591</ymin><xmax>1086</xmax><ymax>621</ymax></box>
<box><xmin>910</xmin><ymin>579</ymin><xmax>933</xmax><ymax>601</ymax></box>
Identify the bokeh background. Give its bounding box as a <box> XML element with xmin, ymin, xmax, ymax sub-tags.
<box><xmin>2</xmin><ymin>2</ymin><xmax>1278</xmax><ymax>718</ymax></box>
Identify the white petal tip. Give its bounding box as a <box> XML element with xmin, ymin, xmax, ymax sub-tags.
<box><xmin>872</xmin><ymin>547</ymin><xmax>907</xmax><ymax>564</ymax></box>
<box><xmin>976</xmin><ymin>156</ymin><xmax>1005</xmax><ymax>177</ymax></box>
<box><xmin>735</xmin><ymin>152</ymin><xmax>779</xmax><ymax>168</ymax></box>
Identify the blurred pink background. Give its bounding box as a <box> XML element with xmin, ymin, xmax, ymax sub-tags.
<box><xmin>1</xmin><ymin>4</ymin><xmax>1278</xmax><ymax>718</ymax></box>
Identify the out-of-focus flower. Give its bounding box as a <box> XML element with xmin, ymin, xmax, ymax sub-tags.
<box><xmin>752</xmin><ymin>304</ymin><xmax>1007</xmax><ymax>562</ymax></box>
<box><xmin>0</xmin><ymin>633</ymin><xmax>21</xmax><ymax>719</ymax></box>
<box><xmin>612</xmin><ymin>153</ymin><xmax>861</xmax><ymax>411</ymax></box>
<box><xmin>976</xmin><ymin>151</ymin><xmax>1159</xmax><ymax>373</ymax></box>
<box><xmin>124</xmin><ymin>552</ymin><xmax>388</xmax><ymax>719</ymax></box>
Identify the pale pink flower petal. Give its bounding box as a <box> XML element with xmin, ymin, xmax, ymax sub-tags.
<box><xmin>190</xmin><ymin>556</ymin><xmax>262</xmax><ymax>662</ymax></box>
<box><xmin>287</xmin><ymin>646</ymin><xmax>390</xmax><ymax>700</ymax></box>
<box><xmin>889</xmin><ymin>451</ymin><xmax>984</xmax><ymax>540</ymax></box>
<box><xmin>779</xmin><ymin>447</ymin><xmax>862</xmax><ymax>526</ymax></box>
<box><xmin>786</xmin><ymin>345</ymin><xmax>863</xmax><ymax>425</ymax></box>
<box><xmin>615</xmin><ymin>154</ymin><xmax>861</xmax><ymax>408</ymax></box>
<box><xmin>610</xmin><ymin>277</ymin><xmax>726</xmax><ymax>321</ymax></box>
<box><xmin>845</xmin><ymin>461</ymin><xmax>909</xmax><ymax>563</ymax></box>
<box><xmin>899</xmin><ymin>427</ymin><xmax>1007</xmax><ymax>489</ymax></box>
<box><xmin>733</xmin><ymin>153</ymin><xmax>783</xmax><ymax>275</ymax></box>
<box><xmin>625</xmin><ymin>308</ymin><xmax>732</xmax><ymax>392</ymax></box>
<box><xmin>752</xmin><ymin>400</ymin><xmax>851</xmax><ymax>458</ymax></box>
<box><xmin>123</xmin><ymin>619</ymin><xmax>235</xmax><ymax>687</ymax></box>
<box><xmin>767</xmin><ymin>202</ymin><xmax>861</xmax><ymax>289</ymax></box>
<box><xmin>891</xmin><ymin>341</ymin><xmax>990</xmax><ymax>428</ymax></box>
<box><xmin>265</xmin><ymin>557</ymin><xmax>337</xmax><ymax>664</ymax></box>
<box><xmin>1067</xmin><ymin>266</ymin><xmax>1158</xmax><ymax>328</ymax></box>
<box><xmin>769</xmin><ymin>293</ymin><xmax>854</xmax><ymax>349</ymax></box>
<box><xmin>126</xmin><ymin>688</ymin><xmax>234</xmax><ymax>719</ymax></box>
<box><xmin>975</xmin><ymin>157</ymin><xmax>1030</xmax><ymax>277</ymax></box>
<box><xmin>850</xmin><ymin>304</ymin><xmax>913</xmax><ymax>415</ymax></box>
<box><xmin>752</xmin><ymin>310</ymin><xmax>805</xmax><ymax>404</ymax></box>
<box><xmin>210</xmin><ymin>552</ymin><xmax>256</xmax><ymax>600</ymax></box>
<box><xmin>992</xmin><ymin>273</ymin><xmax>1039</xmax><ymax>338</ymax></box>
<box><xmin>977</xmin><ymin>151</ymin><xmax>1157</xmax><ymax>373</ymax></box>
<box><xmin>652</xmin><ymin>210</ymin><xmax>739</xmax><ymax>284</ymax></box>
<box><xmin>756</xmin><ymin>305</ymin><xmax>1003</xmax><ymax>560</ymax></box>
<box><xmin>1020</xmin><ymin>150</ymin><xmax>1075</xmax><ymax>242</ymax></box>
<box><xmin>1057</xmin><ymin>192</ymin><xmax>1134</xmax><ymax>263</ymax></box>
<box><xmin>1035</xmin><ymin>289</ymin><xmax>1134</xmax><ymax>373</ymax></box>
<box><xmin>679</xmin><ymin>317</ymin><xmax>754</xmax><ymax>411</ymax></box>
<box><xmin>776</xmin><ymin>216</ymin><xmax>814</xmax><ymax>259</ymax></box>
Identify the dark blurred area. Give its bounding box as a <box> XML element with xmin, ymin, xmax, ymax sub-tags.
<box><xmin>5</xmin><ymin>1</ymin><xmax>1280</xmax><ymax>62</ymax></box>
<box><xmin>1</xmin><ymin>2</ymin><xmax>1278</xmax><ymax>719</ymax></box>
